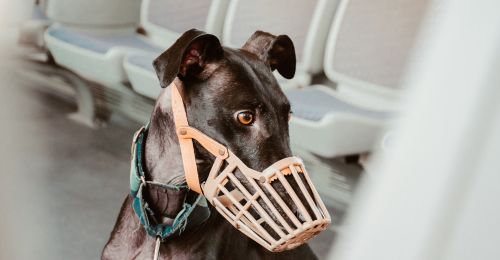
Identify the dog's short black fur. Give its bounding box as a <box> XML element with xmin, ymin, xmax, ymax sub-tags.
<box><xmin>102</xmin><ymin>29</ymin><xmax>317</xmax><ymax>260</ymax></box>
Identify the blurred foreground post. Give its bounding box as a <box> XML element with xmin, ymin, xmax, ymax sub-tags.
<box><xmin>329</xmin><ymin>0</ymin><xmax>500</xmax><ymax>260</ymax></box>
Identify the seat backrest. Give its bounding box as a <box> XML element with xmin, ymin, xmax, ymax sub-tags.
<box><xmin>325</xmin><ymin>0</ymin><xmax>430</xmax><ymax>108</ymax></box>
<box><xmin>222</xmin><ymin>0</ymin><xmax>339</xmax><ymax>75</ymax></box>
<box><xmin>46</xmin><ymin>0</ymin><xmax>141</xmax><ymax>27</ymax></box>
<box><xmin>141</xmin><ymin>0</ymin><xmax>230</xmax><ymax>48</ymax></box>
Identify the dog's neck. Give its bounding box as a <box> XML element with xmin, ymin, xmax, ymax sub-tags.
<box><xmin>135</xmin><ymin>88</ymin><xmax>189</xmax><ymax>223</ymax></box>
<box><xmin>142</xmin><ymin>87</ymin><xmax>233</xmax><ymax>233</ymax></box>
<box><xmin>144</xmin><ymin>88</ymin><xmax>185</xmax><ymax>185</ymax></box>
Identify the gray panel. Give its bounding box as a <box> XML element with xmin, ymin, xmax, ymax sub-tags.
<box><xmin>227</xmin><ymin>0</ymin><xmax>319</xmax><ymax>62</ymax></box>
<box><xmin>147</xmin><ymin>0</ymin><xmax>212</xmax><ymax>33</ymax></box>
<box><xmin>332</xmin><ymin>0</ymin><xmax>429</xmax><ymax>89</ymax></box>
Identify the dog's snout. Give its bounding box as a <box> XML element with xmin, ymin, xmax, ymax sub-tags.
<box><xmin>288</xmin><ymin>200</ymin><xmax>307</xmax><ymax>222</ymax></box>
<box><xmin>296</xmin><ymin>210</ymin><xmax>307</xmax><ymax>222</ymax></box>
<box><xmin>283</xmin><ymin>174</ymin><xmax>316</xmax><ymax>222</ymax></box>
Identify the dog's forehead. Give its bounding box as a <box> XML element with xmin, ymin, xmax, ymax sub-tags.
<box><xmin>208</xmin><ymin>48</ymin><xmax>289</xmax><ymax>108</ymax></box>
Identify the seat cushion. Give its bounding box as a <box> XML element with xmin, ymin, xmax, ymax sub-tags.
<box><xmin>286</xmin><ymin>87</ymin><xmax>390</xmax><ymax>122</ymax></box>
<box><xmin>124</xmin><ymin>53</ymin><xmax>162</xmax><ymax>98</ymax></box>
<box><xmin>126</xmin><ymin>52</ymin><xmax>158</xmax><ymax>71</ymax></box>
<box><xmin>46</xmin><ymin>26</ymin><xmax>160</xmax><ymax>54</ymax></box>
<box><xmin>45</xmin><ymin>25</ymin><xmax>162</xmax><ymax>86</ymax></box>
<box><xmin>286</xmin><ymin>86</ymin><xmax>393</xmax><ymax>157</ymax></box>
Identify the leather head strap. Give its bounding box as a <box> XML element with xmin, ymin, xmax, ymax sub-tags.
<box><xmin>171</xmin><ymin>79</ymin><xmax>203</xmax><ymax>194</ymax></box>
<box><xmin>170</xmin><ymin>79</ymin><xmax>229</xmax><ymax>193</ymax></box>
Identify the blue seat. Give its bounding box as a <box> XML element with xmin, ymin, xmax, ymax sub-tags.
<box><xmin>285</xmin><ymin>0</ymin><xmax>428</xmax><ymax>157</ymax></box>
<box><xmin>45</xmin><ymin>0</ymin><xmax>229</xmax><ymax>91</ymax></box>
<box><xmin>285</xmin><ymin>86</ymin><xmax>393</xmax><ymax>157</ymax></box>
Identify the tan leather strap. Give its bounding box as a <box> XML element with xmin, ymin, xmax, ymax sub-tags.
<box><xmin>177</xmin><ymin>126</ymin><xmax>229</xmax><ymax>160</ymax></box>
<box><xmin>171</xmin><ymin>79</ymin><xmax>203</xmax><ymax>194</ymax></box>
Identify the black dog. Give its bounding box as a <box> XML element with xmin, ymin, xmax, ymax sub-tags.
<box><xmin>102</xmin><ymin>29</ymin><xmax>317</xmax><ymax>260</ymax></box>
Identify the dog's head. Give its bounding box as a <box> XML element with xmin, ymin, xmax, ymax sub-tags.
<box><xmin>152</xmin><ymin>29</ymin><xmax>317</xmax><ymax>232</ymax></box>
<box><xmin>153</xmin><ymin>29</ymin><xmax>295</xmax><ymax>171</ymax></box>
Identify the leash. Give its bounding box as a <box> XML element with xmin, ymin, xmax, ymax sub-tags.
<box><xmin>153</xmin><ymin>236</ymin><xmax>161</xmax><ymax>260</ymax></box>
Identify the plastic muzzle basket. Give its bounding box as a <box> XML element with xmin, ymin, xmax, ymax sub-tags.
<box><xmin>202</xmin><ymin>153</ymin><xmax>331</xmax><ymax>252</ymax></box>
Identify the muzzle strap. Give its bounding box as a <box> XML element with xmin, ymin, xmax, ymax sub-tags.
<box><xmin>171</xmin><ymin>79</ymin><xmax>203</xmax><ymax>194</ymax></box>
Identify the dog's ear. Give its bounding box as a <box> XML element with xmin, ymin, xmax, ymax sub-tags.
<box><xmin>242</xmin><ymin>31</ymin><xmax>296</xmax><ymax>79</ymax></box>
<box><xmin>153</xmin><ymin>29</ymin><xmax>223</xmax><ymax>88</ymax></box>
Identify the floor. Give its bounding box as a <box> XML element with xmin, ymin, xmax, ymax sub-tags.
<box><xmin>0</xmin><ymin>12</ymin><xmax>361</xmax><ymax>260</ymax></box>
<box><xmin>1</xmin><ymin>57</ymin><xmax>139</xmax><ymax>259</ymax></box>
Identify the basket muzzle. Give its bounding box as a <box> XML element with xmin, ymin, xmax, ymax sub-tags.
<box><xmin>170</xmin><ymin>79</ymin><xmax>331</xmax><ymax>252</ymax></box>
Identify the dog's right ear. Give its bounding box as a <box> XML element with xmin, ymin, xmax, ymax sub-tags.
<box><xmin>153</xmin><ymin>29</ymin><xmax>223</xmax><ymax>88</ymax></box>
<box><xmin>242</xmin><ymin>31</ymin><xmax>296</xmax><ymax>79</ymax></box>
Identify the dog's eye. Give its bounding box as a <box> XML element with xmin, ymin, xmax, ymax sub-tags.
<box><xmin>236</xmin><ymin>111</ymin><xmax>254</xmax><ymax>125</ymax></box>
<box><xmin>288</xmin><ymin>111</ymin><xmax>293</xmax><ymax>122</ymax></box>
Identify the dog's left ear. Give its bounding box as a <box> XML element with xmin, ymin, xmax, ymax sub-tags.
<box><xmin>242</xmin><ymin>31</ymin><xmax>296</xmax><ymax>79</ymax></box>
<box><xmin>153</xmin><ymin>29</ymin><xmax>224</xmax><ymax>88</ymax></box>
